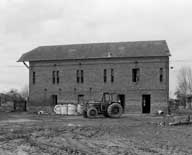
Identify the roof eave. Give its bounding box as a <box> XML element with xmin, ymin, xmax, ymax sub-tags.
<box><xmin>18</xmin><ymin>55</ymin><xmax>170</xmax><ymax>62</ymax></box>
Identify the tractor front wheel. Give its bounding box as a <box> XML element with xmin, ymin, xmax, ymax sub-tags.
<box><xmin>87</xmin><ymin>107</ymin><xmax>98</xmax><ymax>118</ymax></box>
<box><xmin>107</xmin><ymin>103</ymin><xmax>123</xmax><ymax>118</ymax></box>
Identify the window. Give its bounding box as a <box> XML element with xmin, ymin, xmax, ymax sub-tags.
<box><xmin>76</xmin><ymin>70</ymin><xmax>80</xmax><ymax>83</ymax></box>
<box><xmin>32</xmin><ymin>72</ymin><xmax>35</xmax><ymax>84</ymax></box>
<box><xmin>132</xmin><ymin>68</ymin><xmax>140</xmax><ymax>82</ymax></box>
<box><xmin>160</xmin><ymin>68</ymin><xmax>163</xmax><ymax>82</ymax></box>
<box><xmin>52</xmin><ymin>71</ymin><xmax>55</xmax><ymax>84</ymax></box>
<box><xmin>52</xmin><ymin>70</ymin><xmax>59</xmax><ymax>84</ymax></box>
<box><xmin>81</xmin><ymin>70</ymin><xmax>84</xmax><ymax>83</ymax></box>
<box><xmin>104</xmin><ymin>69</ymin><xmax>114</xmax><ymax>83</ymax></box>
<box><xmin>104</xmin><ymin>69</ymin><xmax>107</xmax><ymax>83</ymax></box>
<box><xmin>56</xmin><ymin>71</ymin><xmax>59</xmax><ymax>84</ymax></box>
<box><xmin>111</xmin><ymin>69</ymin><xmax>114</xmax><ymax>83</ymax></box>
<box><xmin>76</xmin><ymin>70</ymin><xmax>84</xmax><ymax>83</ymax></box>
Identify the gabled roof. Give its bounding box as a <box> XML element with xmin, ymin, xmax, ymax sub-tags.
<box><xmin>18</xmin><ymin>40</ymin><xmax>170</xmax><ymax>62</ymax></box>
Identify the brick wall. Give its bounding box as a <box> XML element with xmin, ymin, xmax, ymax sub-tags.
<box><xmin>28</xmin><ymin>57</ymin><xmax>169</xmax><ymax>113</ymax></box>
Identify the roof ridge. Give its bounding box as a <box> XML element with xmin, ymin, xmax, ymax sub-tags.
<box><xmin>38</xmin><ymin>40</ymin><xmax>166</xmax><ymax>48</ymax></box>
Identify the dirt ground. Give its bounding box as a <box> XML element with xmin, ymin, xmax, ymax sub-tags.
<box><xmin>0</xmin><ymin>112</ymin><xmax>192</xmax><ymax>155</ymax></box>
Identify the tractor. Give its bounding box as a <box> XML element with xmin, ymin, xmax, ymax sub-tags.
<box><xmin>83</xmin><ymin>92</ymin><xmax>123</xmax><ymax>118</ymax></box>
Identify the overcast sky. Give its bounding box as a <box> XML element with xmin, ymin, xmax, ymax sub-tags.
<box><xmin>0</xmin><ymin>0</ymin><xmax>192</xmax><ymax>96</ymax></box>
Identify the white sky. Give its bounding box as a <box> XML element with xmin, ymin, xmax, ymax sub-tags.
<box><xmin>0</xmin><ymin>0</ymin><xmax>192</xmax><ymax>96</ymax></box>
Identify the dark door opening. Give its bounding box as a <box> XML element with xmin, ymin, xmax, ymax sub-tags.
<box><xmin>118</xmin><ymin>94</ymin><xmax>125</xmax><ymax>111</ymax></box>
<box><xmin>78</xmin><ymin>94</ymin><xmax>84</xmax><ymax>105</ymax></box>
<box><xmin>142</xmin><ymin>94</ymin><xmax>151</xmax><ymax>113</ymax></box>
<box><xmin>52</xmin><ymin>95</ymin><xmax>58</xmax><ymax>106</ymax></box>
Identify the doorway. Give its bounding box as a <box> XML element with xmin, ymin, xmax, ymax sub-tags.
<box><xmin>78</xmin><ymin>94</ymin><xmax>84</xmax><ymax>105</ymax></box>
<box><xmin>118</xmin><ymin>94</ymin><xmax>125</xmax><ymax>111</ymax></box>
<box><xmin>142</xmin><ymin>94</ymin><xmax>151</xmax><ymax>113</ymax></box>
<box><xmin>52</xmin><ymin>95</ymin><xmax>58</xmax><ymax>106</ymax></box>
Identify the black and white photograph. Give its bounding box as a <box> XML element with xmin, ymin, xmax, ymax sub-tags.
<box><xmin>0</xmin><ymin>0</ymin><xmax>192</xmax><ymax>154</ymax></box>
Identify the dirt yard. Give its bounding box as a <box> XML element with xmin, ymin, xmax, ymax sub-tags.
<box><xmin>0</xmin><ymin>112</ymin><xmax>192</xmax><ymax>155</ymax></box>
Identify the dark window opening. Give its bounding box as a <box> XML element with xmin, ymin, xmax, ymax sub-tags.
<box><xmin>104</xmin><ymin>69</ymin><xmax>107</xmax><ymax>83</ymax></box>
<box><xmin>52</xmin><ymin>70</ymin><xmax>59</xmax><ymax>84</ymax></box>
<box><xmin>160</xmin><ymin>68</ymin><xmax>163</xmax><ymax>82</ymax></box>
<box><xmin>77</xmin><ymin>70</ymin><xmax>83</xmax><ymax>83</ymax></box>
<box><xmin>32</xmin><ymin>72</ymin><xmax>36</xmax><ymax>84</ymax></box>
<box><xmin>81</xmin><ymin>70</ymin><xmax>84</xmax><ymax>83</ymax></box>
<box><xmin>52</xmin><ymin>71</ymin><xmax>55</xmax><ymax>84</ymax></box>
<box><xmin>76</xmin><ymin>70</ymin><xmax>80</xmax><ymax>83</ymax></box>
<box><xmin>111</xmin><ymin>69</ymin><xmax>114</xmax><ymax>83</ymax></box>
<box><xmin>132</xmin><ymin>68</ymin><xmax>140</xmax><ymax>82</ymax></box>
<box><xmin>56</xmin><ymin>71</ymin><xmax>59</xmax><ymax>84</ymax></box>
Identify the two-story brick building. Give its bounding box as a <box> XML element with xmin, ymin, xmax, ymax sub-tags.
<box><xmin>18</xmin><ymin>40</ymin><xmax>170</xmax><ymax>113</ymax></box>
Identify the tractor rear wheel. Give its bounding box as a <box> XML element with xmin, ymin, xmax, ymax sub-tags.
<box><xmin>107</xmin><ymin>103</ymin><xmax>123</xmax><ymax>118</ymax></box>
<box><xmin>87</xmin><ymin>107</ymin><xmax>98</xmax><ymax>118</ymax></box>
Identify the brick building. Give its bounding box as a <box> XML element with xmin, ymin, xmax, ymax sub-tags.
<box><xmin>18</xmin><ymin>40</ymin><xmax>170</xmax><ymax>113</ymax></box>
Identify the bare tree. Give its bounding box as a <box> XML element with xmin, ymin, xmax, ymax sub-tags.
<box><xmin>175</xmin><ymin>66</ymin><xmax>192</xmax><ymax>108</ymax></box>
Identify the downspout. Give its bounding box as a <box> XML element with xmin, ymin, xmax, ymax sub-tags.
<box><xmin>22</xmin><ymin>61</ymin><xmax>30</xmax><ymax>108</ymax></box>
